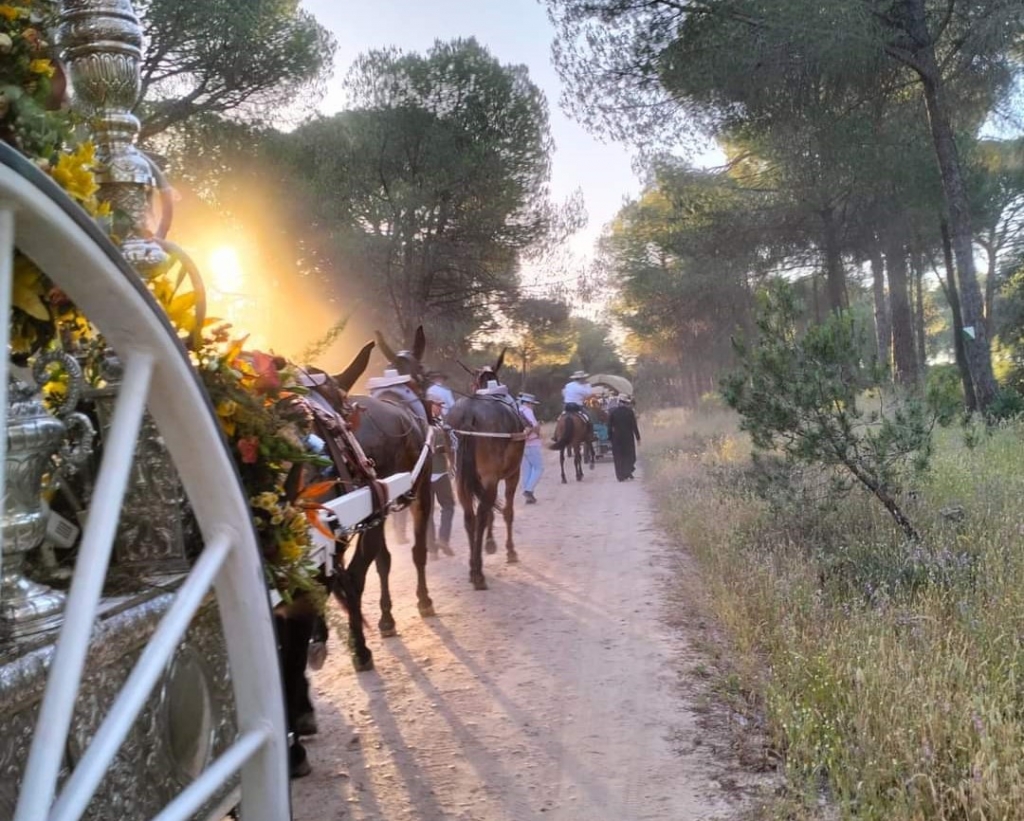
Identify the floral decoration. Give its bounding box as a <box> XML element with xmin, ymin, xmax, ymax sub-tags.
<box><xmin>2</xmin><ymin>2</ymin><xmax>333</xmax><ymax>602</ymax></box>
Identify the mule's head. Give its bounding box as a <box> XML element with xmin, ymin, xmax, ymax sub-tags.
<box><xmin>375</xmin><ymin>326</ymin><xmax>428</xmax><ymax>392</ymax></box>
<box><xmin>464</xmin><ymin>347</ymin><xmax>507</xmax><ymax>391</ymax></box>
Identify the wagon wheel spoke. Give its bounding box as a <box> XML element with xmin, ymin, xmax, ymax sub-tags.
<box><xmin>15</xmin><ymin>353</ymin><xmax>153</xmax><ymax>821</ymax></box>
<box><xmin>0</xmin><ymin>138</ymin><xmax>289</xmax><ymax>820</ymax></box>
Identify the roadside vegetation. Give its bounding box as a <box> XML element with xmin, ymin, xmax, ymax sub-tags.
<box><xmin>646</xmin><ymin>400</ymin><xmax>1024</xmax><ymax>820</ymax></box>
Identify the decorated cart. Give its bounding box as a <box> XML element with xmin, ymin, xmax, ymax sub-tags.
<box><xmin>586</xmin><ymin>374</ymin><xmax>633</xmax><ymax>459</ymax></box>
<box><xmin>0</xmin><ymin>2</ymin><xmax>421</xmax><ymax>818</ymax></box>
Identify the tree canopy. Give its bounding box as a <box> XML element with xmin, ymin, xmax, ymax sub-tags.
<box><xmin>136</xmin><ymin>0</ymin><xmax>336</xmax><ymax>139</ymax></box>
<box><xmin>279</xmin><ymin>38</ymin><xmax>577</xmax><ymax>356</ymax></box>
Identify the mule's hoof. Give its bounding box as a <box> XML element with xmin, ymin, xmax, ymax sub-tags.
<box><xmin>418</xmin><ymin>601</ymin><xmax>437</xmax><ymax>618</ymax></box>
<box><xmin>485</xmin><ymin>540</ymin><xmax>497</xmax><ymax>555</ymax></box>
<box><xmin>295</xmin><ymin>711</ymin><xmax>319</xmax><ymax>737</ymax></box>
<box><xmin>379</xmin><ymin>624</ymin><xmax>397</xmax><ymax>638</ymax></box>
<box><xmin>561</xmin><ymin>477</ymin><xmax>568</xmax><ymax>484</ymax></box>
<box><xmin>470</xmin><ymin>574</ymin><xmax>488</xmax><ymax>591</ymax></box>
<box><xmin>442</xmin><ymin>544</ymin><xmax>455</xmax><ymax>557</ymax></box>
<box><xmin>352</xmin><ymin>651</ymin><xmax>375</xmax><ymax>672</ymax></box>
<box><xmin>507</xmin><ymin>551</ymin><xmax>519</xmax><ymax>564</ymax></box>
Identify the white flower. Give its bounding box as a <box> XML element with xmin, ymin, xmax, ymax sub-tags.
<box><xmin>0</xmin><ymin>34</ymin><xmax>13</xmax><ymax>54</ymax></box>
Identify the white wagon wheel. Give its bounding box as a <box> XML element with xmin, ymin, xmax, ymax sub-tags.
<box><xmin>0</xmin><ymin>145</ymin><xmax>289</xmax><ymax>819</ymax></box>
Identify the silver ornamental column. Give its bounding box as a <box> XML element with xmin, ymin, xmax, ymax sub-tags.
<box><xmin>57</xmin><ymin>0</ymin><xmax>190</xmax><ymax>576</ymax></box>
<box><xmin>56</xmin><ymin>0</ymin><xmax>167</xmax><ymax>270</ymax></box>
<box><xmin>0</xmin><ymin>377</ymin><xmax>67</xmax><ymax>636</ymax></box>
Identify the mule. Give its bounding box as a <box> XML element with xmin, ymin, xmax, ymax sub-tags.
<box><xmin>446</xmin><ymin>350</ymin><xmax>526</xmax><ymax>590</ymax></box>
<box><xmin>550</xmin><ymin>410</ymin><xmax>594</xmax><ymax>483</ymax></box>
<box><xmin>325</xmin><ymin>328</ymin><xmax>437</xmax><ymax>670</ymax></box>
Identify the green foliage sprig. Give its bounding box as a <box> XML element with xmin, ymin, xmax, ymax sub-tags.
<box><xmin>722</xmin><ymin>282</ymin><xmax>932</xmax><ymax>541</ymax></box>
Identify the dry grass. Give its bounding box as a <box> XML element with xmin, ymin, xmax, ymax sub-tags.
<box><xmin>645</xmin><ymin>407</ymin><xmax>1024</xmax><ymax>820</ymax></box>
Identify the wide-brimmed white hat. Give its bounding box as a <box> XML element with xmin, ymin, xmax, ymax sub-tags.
<box><xmin>518</xmin><ymin>392</ymin><xmax>539</xmax><ymax>404</ymax></box>
<box><xmin>367</xmin><ymin>368</ymin><xmax>413</xmax><ymax>389</ymax></box>
<box><xmin>570</xmin><ymin>370</ymin><xmax>588</xmax><ymax>380</ymax></box>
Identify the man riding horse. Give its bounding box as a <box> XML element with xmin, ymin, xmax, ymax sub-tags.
<box><xmin>550</xmin><ymin>370</ymin><xmax>596</xmax><ymax>482</ymax></box>
<box><xmin>558</xmin><ymin>370</ymin><xmax>594</xmax><ymax>437</ymax></box>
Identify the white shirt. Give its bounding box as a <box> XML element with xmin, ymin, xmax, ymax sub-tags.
<box><xmin>426</xmin><ymin>383</ymin><xmax>455</xmax><ymax>418</ymax></box>
<box><xmin>562</xmin><ymin>380</ymin><xmax>593</xmax><ymax>405</ymax></box>
<box><xmin>519</xmin><ymin>404</ymin><xmax>541</xmax><ymax>445</ymax></box>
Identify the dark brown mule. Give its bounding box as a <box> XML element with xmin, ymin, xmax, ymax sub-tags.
<box><xmin>550</xmin><ymin>411</ymin><xmax>593</xmax><ymax>483</ymax></box>
<box><xmin>446</xmin><ymin>350</ymin><xmax>526</xmax><ymax>590</ymax></box>
<box><xmin>324</xmin><ymin>328</ymin><xmax>437</xmax><ymax>670</ymax></box>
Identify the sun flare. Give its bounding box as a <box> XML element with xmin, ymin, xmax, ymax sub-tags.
<box><xmin>208</xmin><ymin>245</ymin><xmax>244</xmax><ymax>294</ymax></box>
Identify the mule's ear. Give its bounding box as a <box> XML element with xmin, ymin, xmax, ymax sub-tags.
<box><xmin>494</xmin><ymin>347</ymin><xmax>506</xmax><ymax>374</ymax></box>
<box><xmin>334</xmin><ymin>341</ymin><xmax>375</xmax><ymax>393</ymax></box>
<box><xmin>413</xmin><ymin>325</ymin><xmax>426</xmax><ymax>362</ymax></box>
<box><xmin>374</xmin><ymin>330</ymin><xmax>397</xmax><ymax>364</ymax></box>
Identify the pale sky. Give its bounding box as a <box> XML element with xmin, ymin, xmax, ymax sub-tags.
<box><xmin>299</xmin><ymin>0</ymin><xmax>642</xmax><ymax>272</ymax></box>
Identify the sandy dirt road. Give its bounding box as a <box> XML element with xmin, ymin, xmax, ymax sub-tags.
<box><xmin>291</xmin><ymin>445</ymin><xmax>754</xmax><ymax>821</ymax></box>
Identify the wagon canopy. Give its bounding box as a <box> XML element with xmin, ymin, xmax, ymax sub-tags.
<box><xmin>588</xmin><ymin>374</ymin><xmax>633</xmax><ymax>396</ymax></box>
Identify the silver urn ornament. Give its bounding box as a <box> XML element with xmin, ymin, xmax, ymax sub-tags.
<box><xmin>0</xmin><ymin>376</ymin><xmax>67</xmax><ymax>636</ymax></box>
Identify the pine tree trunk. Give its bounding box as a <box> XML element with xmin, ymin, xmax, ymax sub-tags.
<box><xmin>902</xmin><ymin>0</ymin><xmax>997</xmax><ymax>406</ymax></box>
<box><xmin>985</xmin><ymin>245</ymin><xmax>997</xmax><ymax>338</ymax></box>
<box><xmin>913</xmin><ymin>256</ymin><xmax>927</xmax><ymax>376</ymax></box>
<box><xmin>822</xmin><ymin>208</ymin><xmax>848</xmax><ymax>313</ymax></box>
<box><xmin>940</xmin><ymin>218</ymin><xmax>978</xmax><ymax>412</ymax></box>
<box><xmin>870</xmin><ymin>242</ymin><xmax>891</xmax><ymax>373</ymax></box>
<box><xmin>885</xmin><ymin>232</ymin><xmax>918</xmax><ymax>386</ymax></box>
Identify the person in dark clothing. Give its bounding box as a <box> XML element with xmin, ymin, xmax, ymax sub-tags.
<box><xmin>429</xmin><ymin>472</ymin><xmax>456</xmax><ymax>555</ymax></box>
<box><xmin>274</xmin><ymin>601</ymin><xmax>318</xmax><ymax>778</ymax></box>
<box><xmin>607</xmin><ymin>398</ymin><xmax>641</xmax><ymax>481</ymax></box>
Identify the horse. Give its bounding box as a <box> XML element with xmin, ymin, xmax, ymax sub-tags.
<box><xmin>550</xmin><ymin>407</ymin><xmax>594</xmax><ymax>483</ymax></box>
<box><xmin>446</xmin><ymin>349</ymin><xmax>526</xmax><ymax>590</ymax></box>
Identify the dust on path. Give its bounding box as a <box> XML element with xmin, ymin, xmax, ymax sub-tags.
<box><xmin>291</xmin><ymin>445</ymin><xmax>762</xmax><ymax>821</ymax></box>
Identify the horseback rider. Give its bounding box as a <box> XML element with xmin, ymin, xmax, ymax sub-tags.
<box><xmin>562</xmin><ymin>369</ymin><xmax>593</xmax><ymax>413</ymax></box>
<box><xmin>555</xmin><ymin>369</ymin><xmax>594</xmax><ymax>437</ymax></box>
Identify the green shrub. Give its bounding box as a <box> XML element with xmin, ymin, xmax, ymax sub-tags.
<box><xmin>924</xmin><ymin>363</ymin><xmax>963</xmax><ymax>426</ymax></box>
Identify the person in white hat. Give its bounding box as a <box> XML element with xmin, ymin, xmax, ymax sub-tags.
<box><xmin>518</xmin><ymin>392</ymin><xmax>544</xmax><ymax>503</ymax></box>
<box><xmin>425</xmin><ymin>369</ymin><xmax>455</xmax><ymax>420</ymax></box>
<box><xmin>561</xmin><ymin>370</ymin><xmax>593</xmax><ymax>413</ymax></box>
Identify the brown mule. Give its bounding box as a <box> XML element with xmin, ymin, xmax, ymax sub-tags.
<box><xmin>321</xmin><ymin>328</ymin><xmax>438</xmax><ymax>671</ymax></box>
<box><xmin>447</xmin><ymin>350</ymin><xmax>525</xmax><ymax>590</ymax></box>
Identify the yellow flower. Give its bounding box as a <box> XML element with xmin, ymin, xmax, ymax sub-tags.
<box><xmin>0</xmin><ymin>5</ymin><xmax>25</xmax><ymax>22</ymax></box>
<box><xmin>252</xmin><ymin>491</ymin><xmax>279</xmax><ymax>511</ymax></box>
<box><xmin>50</xmin><ymin>144</ymin><xmax>100</xmax><ymax>204</ymax></box>
<box><xmin>216</xmin><ymin>398</ymin><xmax>237</xmax><ymax>436</ymax></box>
<box><xmin>166</xmin><ymin>290</ymin><xmax>197</xmax><ymax>333</ymax></box>
<box><xmin>12</xmin><ymin>256</ymin><xmax>49</xmax><ymax>321</ymax></box>
<box><xmin>278</xmin><ymin>539</ymin><xmax>304</xmax><ymax>564</ymax></box>
<box><xmin>29</xmin><ymin>59</ymin><xmax>55</xmax><ymax>78</ymax></box>
<box><xmin>41</xmin><ymin>380</ymin><xmax>67</xmax><ymax>411</ymax></box>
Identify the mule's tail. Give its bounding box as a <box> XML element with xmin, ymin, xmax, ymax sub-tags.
<box><xmin>549</xmin><ymin>416</ymin><xmax>573</xmax><ymax>451</ymax></box>
<box><xmin>456</xmin><ymin>433</ymin><xmax>486</xmax><ymax>503</ymax></box>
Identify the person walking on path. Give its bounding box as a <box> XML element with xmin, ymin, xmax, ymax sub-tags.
<box><xmin>607</xmin><ymin>397</ymin><xmax>641</xmax><ymax>481</ymax></box>
<box><xmin>519</xmin><ymin>392</ymin><xmax>544</xmax><ymax>504</ymax></box>
<box><xmin>424</xmin><ymin>369</ymin><xmax>456</xmax><ymax>555</ymax></box>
